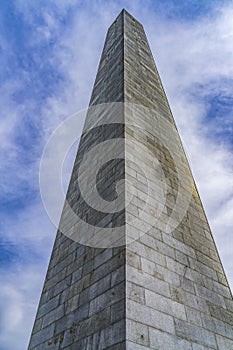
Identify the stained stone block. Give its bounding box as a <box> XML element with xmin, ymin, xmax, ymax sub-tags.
<box><xmin>174</xmin><ymin>319</ymin><xmax>217</xmax><ymax>348</ymax></box>
<box><xmin>145</xmin><ymin>289</ymin><xmax>186</xmax><ymax>320</ymax></box>
<box><xmin>149</xmin><ymin>328</ymin><xmax>193</xmax><ymax>350</ymax></box>
<box><xmin>127</xmin><ymin>299</ymin><xmax>175</xmax><ymax>333</ymax></box>
<box><xmin>216</xmin><ymin>335</ymin><xmax>233</xmax><ymax>349</ymax></box>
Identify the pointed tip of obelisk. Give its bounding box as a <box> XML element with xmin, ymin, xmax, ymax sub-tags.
<box><xmin>120</xmin><ymin>8</ymin><xmax>129</xmax><ymax>15</ymax></box>
<box><xmin>120</xmin><ymin>8</ymin><xmax>134</xmax><ymax>16</ymax></box>
<box><xmin>112</xmin><ymin>8</ymin><xmax>143</xmax><ymax>29</ymax></box>
<box><xmin>114</xmin><ymin>8</ymin><xmax>130</xmax><ymax>20</ymax></box>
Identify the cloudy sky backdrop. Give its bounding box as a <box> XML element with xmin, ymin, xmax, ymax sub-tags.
<box><xmin>0</xmin><ymin>1</ymin><xmax>233</xmax><ymax>349</ymax></box>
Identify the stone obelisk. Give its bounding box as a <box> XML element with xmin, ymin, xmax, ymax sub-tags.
<box><xmin>28</xmin><ymin>9</ymin><xmax>233</xmax><ymax>350</ymax></box>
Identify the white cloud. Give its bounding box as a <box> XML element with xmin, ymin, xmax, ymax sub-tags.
<box><xmin>0</xmin><ymin>265</ymin><xmax>48</xmax><ymax>350</ymax></box>
<box><xmin>146</xmin><ymin>5</ymin><xmax>233</xmax><ymax>90</ymax></box>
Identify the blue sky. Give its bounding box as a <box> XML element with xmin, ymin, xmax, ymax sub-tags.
<box><xmin>0</xmin><ymin>1</ymin><xmax>233</xmax><ymax>349</ymax></box>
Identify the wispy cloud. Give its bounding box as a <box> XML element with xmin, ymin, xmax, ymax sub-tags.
<box><xmin>0</xmin><ymin>264</ymin><xmax>48</xmax><ymax>350</ymax></box>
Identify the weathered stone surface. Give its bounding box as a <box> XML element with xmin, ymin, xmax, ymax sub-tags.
<box><xmin>149</xmin><ymin>327</ymin><xmax>193</xmax><ymax>350</ymax></box>
<box><xmin>28</xmin><ymin>9</ymin><xmax>232</xmax><ymax>350</ymax></box>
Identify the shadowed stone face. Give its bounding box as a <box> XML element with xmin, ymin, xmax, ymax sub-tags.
<box><xmin>67</xmin><ymin>123</ymin><xmax>126</xmax><ymax>229</ymax></box>
<box><xmin>29</xmin><ymin>9</ymin><xmax>233</xmax><ymax>350</ymax></box>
